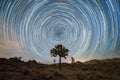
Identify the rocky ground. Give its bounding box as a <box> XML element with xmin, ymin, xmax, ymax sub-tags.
<box><xmin>0</xmin><ymin>57</ymin><xmax>120</xmax><ymax>80</ymax></box>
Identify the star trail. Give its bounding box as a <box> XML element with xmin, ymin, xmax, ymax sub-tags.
<box><xmin>0</xmin><ymin>0</ymin><xmax>120</xmax><ymax>63</ymax></box>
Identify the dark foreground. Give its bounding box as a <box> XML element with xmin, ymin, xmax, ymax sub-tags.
<box><xmin>0</xmin><ymin>57</ymin><xmax>120</xmax><ymax>80</ymax></box>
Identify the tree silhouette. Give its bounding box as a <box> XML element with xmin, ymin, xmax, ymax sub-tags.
<box><xmin>71</xmin><ymin>57</ymin><xmax>75</xmax><ymax>64</ymax></box>
<box><xmin>50</xmin><ymin>44</ymin><xmax>69</xmax><ymax>70</ymax></box>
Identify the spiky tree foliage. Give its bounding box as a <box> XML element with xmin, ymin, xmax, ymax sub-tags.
<box><xmin>50</xmin><ymin>44</ymin><xmax>69</xmax><ymax>70</ymax></box>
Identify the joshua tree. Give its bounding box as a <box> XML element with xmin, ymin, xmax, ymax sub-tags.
<box><xmin>71</xmin><ymin>57</ymin><xmax>75</xmax><ymax>64</ymax></box>
<box><xmin>50</xmin><ymin>44</ymin><xmax>69</xmax><ymax>70</ymax></box>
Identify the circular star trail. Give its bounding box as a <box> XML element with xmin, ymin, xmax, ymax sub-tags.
<box><xmin>0</xmin><ymin>0</ymin><xmax>120</xmax><ymax>63</ymax></box>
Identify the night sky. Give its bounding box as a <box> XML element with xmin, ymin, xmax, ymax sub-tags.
<box><xmin>0</xmin><ymin>0</ymin><xmax>120</xmax><ymax>63</ymax></box>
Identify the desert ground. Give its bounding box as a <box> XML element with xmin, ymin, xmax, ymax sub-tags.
<box><xmin>0</xmin><ymin>57</ymin><xmax>120</xmax><ymax>80</ymax></box>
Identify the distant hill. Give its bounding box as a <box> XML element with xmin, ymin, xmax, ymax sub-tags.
<box><xmin>0</xmin><ymin>57</ymin><xmax>120</xmax><ymax>80</ymax></box>
<box><xmin>84</xmin><ymin>58</ymin><xmax>120</xmax><ymax>64</ymax></box>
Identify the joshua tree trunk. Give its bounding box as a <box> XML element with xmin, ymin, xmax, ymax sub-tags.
<box><xmin>59</xmin><ymin>56</ymin><xmax>61</xmax><ymax>70</ymax></box>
